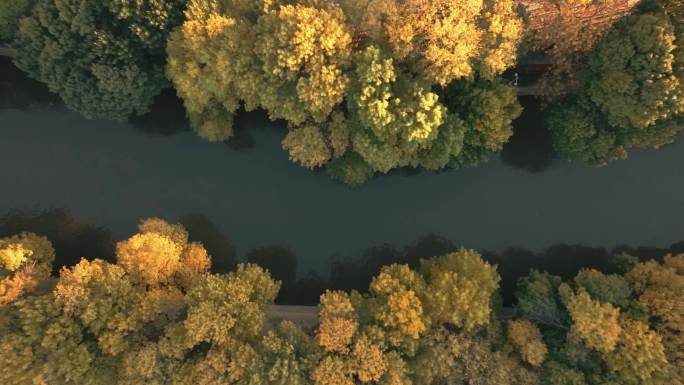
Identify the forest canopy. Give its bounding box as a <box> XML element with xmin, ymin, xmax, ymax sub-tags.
<box><xmin>546</xmin><ymin>1</ymin><xmax>684</xmax><ymax>164</ymax></box>
<box><xmin>12</xmin><ymin>0</ymin><xmax>186</xmax><ymax>120</ymax></box>
<box><xmin>166</xmin><ymin>0</ymin><xmax>524</xmax><ymax>184</ymax></box>
<box><xmin>0</xmin><ymin>218</ymin><xmax>682</xmax><ymax>384</ymax></box>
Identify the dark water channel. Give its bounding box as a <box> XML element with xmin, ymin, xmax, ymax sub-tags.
<box><xmin>1</xmin><ymin>58</ymin><xmax>683</xmax><ymax>303</ymax></box>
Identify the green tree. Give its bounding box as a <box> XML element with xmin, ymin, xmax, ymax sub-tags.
<box><xmin>548</xmin><ymin>9</ymin><xmax>684</xmax><ymax>164</ymax></box>
<box><xmin>513</xmin><ymin>254</ymin><xmax>683</xmax><ymax>385</ymax></box>
<box><xmin>514</xmin><ymin>270</ymin><xmax>568</xmax><ymax>329</ymax></box>
<box><xmin>14</xmin><ymin>0</ymin><xmax>185</xmax><ymax>120</ymax></box>
<box><xmin>0</xmin><ymin>0</ymin><xmax>33</xmax><ymax>44</ymax></box>
<box><xmin>573</xmin><ymin>268</ymin><xmax>632</xmax><ymax>308</ymax></box>
<box><xmin>443</xmin><ymin>79</ymin><xmax>523</xmax><ymax>167</ymax></box>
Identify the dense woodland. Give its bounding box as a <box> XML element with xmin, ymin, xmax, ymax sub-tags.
<box><xmin>1</xmin><ymin>218</ymin><xmax>683</xmax><ymax>384</ymax></box>
<box><xmin>1</xmin><ymin>1</ymin><xmax>683</xmax><ymax>383</ymax></box>
<box><xmin>0</xmin><ymin>0</ymin><xmax>682</xmax><ymax>184</ymax></box>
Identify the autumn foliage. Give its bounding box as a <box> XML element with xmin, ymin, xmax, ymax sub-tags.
<box><xmin>1</xmin><ymin>218</ymin><xmax>683</xmax><ymax>384</ymax></box>
<box><xmin>166</xmin><ymin>0</ymin><xmax>524</xmax><ymax>184</ymax></box>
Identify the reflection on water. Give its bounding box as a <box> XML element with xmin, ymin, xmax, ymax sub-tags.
<box><xmin>2</xmin><ymin>59</ymin><xmax>684</xmax><ymax>302</ymax></box>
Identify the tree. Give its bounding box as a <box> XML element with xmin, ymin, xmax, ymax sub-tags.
<box><xmin>412</xmin><ymin>322</ymin><xmax>538</xmax><ymax>385</ymax></box>
<box><xmin>167</xmin><ymin>0</ymin><xmax>524</xmax><ymax>184</ymax></box>
<box><xmin>344</xmin><ymin>45</ymin><xmax>459</xmax><ymax>174</ymax></box>
<box><xmin>514</xmin><ymin>270</ymin><xmax>567</xmax><ymax>329</ymax></box>
<box><xmin>547</xmin><ymin>9</ymin><xmax>684</xmax><ymax>164</ymax></box>
<box><xmin>0</xmin><ymin>233</ymin><xmax>54</xmax><ymax>306</ymax></box>
<box><xmin>0</xmin><ymin>0</ymin><xmax>33</xmax><ymax>44</ymax></box>
<box><xmin>572</xmin><ymin>268</ymin><xmax>632</xmax><ymax>308</ymax></box>
<box><xmin>507</xmin><ymin>320</ymin><xmax>548</xmax><ymax>367</ymax></box>
<box><xmin>14</xmin><ymin>0</ymin><xmax>185</xmax><ymax>120</ymax></box>
<box><xmin>374</xmin><ymin>0</ymin><xmax>523</xmax><ymax>85</ymax></box>
<box><xmin>625</xmin><ymin>254</ymin><xmax>684</xmax><ymax>380</ymax></box>
<box><xmin>313</xmin><ymin>249</ymin><xmax>503</xmax><ymax>385</ymax></box>
<box><xmin>0</xmin><ymin>219</ymin><xmax>280</xmax><ymax>385</ymax></box>
<box><xmin>282</xmin><ymin>125</ymin><xmax>332</xmax><ymax>169</ymax></box>
<box><xmin>420</xmin><ymin>249</ymin><xmax>500</xmax><ymax>330</ymax></box>
<box><xmin>512</xmin><ymin>254</ymin><xmax>683</xmax><ymax>385</ymax></box>
<box><xmin>443</xmin><ymin>79</ymin><xmax>523</xmax><ymax>167</ymax></box>
<box><xmin>563</xmin><ymin>286</ymin><xmax>622</xmax><ymax>354</ymax></box>
<box><xmin>167</xmin><ymin>0</ymin><xmax>352</xmax><ymax>142</ymax></box>
<box><xmin>326</xmin><ymin>152</ymin><xmax>375</xmax><ymax>186</ymax></box>
<box><xmin>166</xmin><ymin>11</ymin><xmax>253</xmax><ymax>141</ymax></box>
<box><xmin>586</xmin><ymin>12</ymin><xmax>683</xmax><ymax>129</ymax></box>
<box><xmin>523</xmin><ymin>0</ymin><xmax>634</xmax><ymax>104</ymax></box>
<box><xmin>604</xmin><ymin>318</ymin><xmax>669</xmax><ymax>384</ymax></box>
<box><xmin>251</xmin><ymin>4</ymin><xmax>352</xmax><ymax>125</ymax></box>
<box><xmin>546</xmin><ymin>95</ymin><xmax>626</xmax><ymax>165</ymax></box>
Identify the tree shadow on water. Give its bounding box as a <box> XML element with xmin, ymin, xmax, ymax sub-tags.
<box><xmin>500</xmin><ymin>96</ymin><xmax>556</xmax><ymax>173</ymax></box>
<box><xmin>129</xmin><ymin>88</ymin><xmax>190</xmax><ymax>137</ymax></box>
<box><xmin>0</xmin><ymin>58</ymin><xmax>61</xmax><ymax>110</ymax></box>
<box><xmin>225</xmin><ymin>108</ymin><xmax>287</xmax><ymax>151</ymax></box>
<box><xmin>0</xmin><ymin>208</ymin><xmax>116</xmax><ymax>273</ymax></box>
<box><xmin>179</xmin><ymin>213</ymin><xmax>237</xmax><ymax>274</ymax></box>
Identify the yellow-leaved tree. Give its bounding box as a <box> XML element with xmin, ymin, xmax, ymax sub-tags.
<box><xmin>0</xmin><ymin>218</ymin><xmax>281</xmax><ymax>385</ymax></box>
<box><xmin>312</xmin><ymin>249</ymin><xmax>503</xmax><ymax>385</ymax></box>
<box><xmin>0</xmin><ymin>232</ymin><xmax>54</xmax><ymax>307</ymax></box>
<box><xmin>167</xmin><ymin>0</ymin><xmax>524</xmax><ymax>184</ymax></box>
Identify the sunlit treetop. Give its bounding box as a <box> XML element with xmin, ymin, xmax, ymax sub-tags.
<box><xmin>420</xmin><ymin>249</ymin><xmax>500</xmax><ymax>330</ymax></box>
<box><xmin>167</xmin><ymin>0</ymin><xmax>523</xmax><ymax>184</ymax></box>
<box><xmin>0</xmin><ymin>232</ymin><xmax>55</xmax><ymax>307</ymax></box>
<box><xmin>342</xmin><ymin>0</ymin><xmax>523</xmax><ymax>84</ymax></box>
<box><xmin>0</xmin><ymin>218</ymin><xmax>284</xmax><ymax>385</ymax></box>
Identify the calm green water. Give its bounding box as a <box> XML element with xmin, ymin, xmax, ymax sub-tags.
<box><xmin>1</xmin><ymin>58</ymin><xmax>683</xmax><ymax>276</ymax></box>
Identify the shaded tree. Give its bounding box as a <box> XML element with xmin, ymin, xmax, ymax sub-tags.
<box><xmin>443</xmin><ymin>78</ymin><xmax>523</xmax><ymax>167</ymax></box>
<box><xmin>0</xmin><ymin>0</ymin><xmax>33</xmax><ymax>44</ymax></box>
<box><xmin>14</xmin><ymin>0</ymin><xmax>186</xmax><ymax>120</ymax></box>
<box><xmin>548</xmin><ymin>8</ymin><xmax>684</xmax><ymax>164</ymax></box>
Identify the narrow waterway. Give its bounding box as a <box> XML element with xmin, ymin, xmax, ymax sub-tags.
<box><xmin>1</xmin><ymin>58</ymin><xmax>683</xmax><ymax>277</ymax></box>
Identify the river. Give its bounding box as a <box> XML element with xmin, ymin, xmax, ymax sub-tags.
<box><xmin>1</xmin><ymin>58</ymin><xmax>683</xmax><ymax>282</ymax></box>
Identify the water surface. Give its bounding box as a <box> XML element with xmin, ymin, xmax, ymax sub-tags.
<box><xmin>1</xmin><ymin>58</ymin><xmax>683</xmax><ymax>276</ymax></box>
